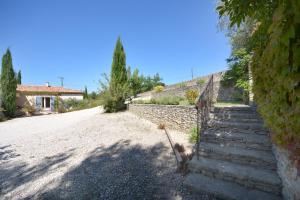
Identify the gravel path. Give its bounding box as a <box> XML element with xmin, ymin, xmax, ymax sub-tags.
<box><xmin>0</xmin><ymin>107</ymin><xmax>213</xmax><ymax>200</ymax></box>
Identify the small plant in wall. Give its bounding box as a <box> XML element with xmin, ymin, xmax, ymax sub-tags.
<box><xmin>154</xmin><ymin>85</ymin><xmax>164</xmax><ymax>93</ymax></box>
<box><xmin>188</xmin><ymin>126</ymin><xmax>198</xmax><ymax>143</ymax></box>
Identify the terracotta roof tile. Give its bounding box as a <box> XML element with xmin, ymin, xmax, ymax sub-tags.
<box><xmin>17</xmin><ymin>84</ymin><xmax>84</xmax><ymax>94</ymax></box>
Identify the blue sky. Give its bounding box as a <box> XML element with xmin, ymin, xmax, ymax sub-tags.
<box><xmin>0</xmin><ymin>0</ymin><xmax>230</xmax><ymax>92</ymax></box>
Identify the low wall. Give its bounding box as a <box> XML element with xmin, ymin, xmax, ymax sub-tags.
<box><xmin>134</xmin><ymin>71</ymin><xmax>241</xmax><ymax>102</ymax></box>
<box><xmin>128</xmin><ymin>104</ymin><xmax>197</xmax><ymax>132</ymax></box>
<box><xmin>273</xmin><ymin>145</ymin><xmax>300</xmax><ymax>200</ymax></box>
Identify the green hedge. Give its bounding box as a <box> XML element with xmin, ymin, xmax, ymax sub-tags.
<box><xmin>252</xmin><ymin>0</ymin><xmax>300</xmax><ymax>152</ymax></box>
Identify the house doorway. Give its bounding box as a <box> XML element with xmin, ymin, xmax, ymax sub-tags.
<box><xmin>42</xmin><ymin>97</ymin><xmax>51</xmax><ymax>109</ymax></box>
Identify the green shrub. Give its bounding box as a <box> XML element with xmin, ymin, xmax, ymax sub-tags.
<box><xmin>133</xmin><ymin>96</ymin><xmax>191</xmax><ymax>106</ymax></box>
<box><xmin>22</xmin><ymin>101</ymin><xmax>36</xmax><ymax>116</ymax></box>
<box><xmin>102</xmin><ymin>92</ymin><xmax>126</xmax><ymax>113</ymax></box>
<box><xmin>179</xmin><ymin>99</ymin><xmax>190</xmax><ymax>106</ymax></box>
<box><xmin>0</xmin><ymin>107</ymin><xmax>6</xmax><ymax>122</ymax></box>
<box><xmin>59</xmin><ymin>98</ymin><xmax>103</xmax><ymax>113</ymax></box>
<box><xmin>132</xmin><ymin>99</ymin><xmax>150</xmax><ymax>104</ymax></box>
<box><xmin>155</xmin><ymin>96</ymin><xmax>185</xmax><ymax>105</ymax></box>
<box><xmin>197</xmin><ymin>79</ymin><xmax>205</xmax><ymax>87</ymax></box>
<box><xmin>154</xmin><ymin>85</ymin><xmax>164</xmax><ymax>93</ymax></box>
<box><xmin>188</xmin><ymin>126</ymin><xmax>198</xmax><ymax>143</ymax></box>
<box><xmin>185</xmin><ymin>89</ymin><xmax>198</xmax><ymax>104</ymax></box>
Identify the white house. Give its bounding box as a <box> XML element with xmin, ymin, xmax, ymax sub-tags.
<box><xmin>16</xmin><ymin>83</ymin><xmax>84</xmax><ymax>112</ymax></box>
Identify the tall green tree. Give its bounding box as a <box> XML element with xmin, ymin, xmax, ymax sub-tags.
<box><xmin>16</xmin><ymin>70</ymin><xmax>22</xmax><ymax>84</ymax></box>
<box><xmin>1</xmin><ymin>49</ymin><xmax>17</xmax><ymax>117</ymax></box>
<box><xmin>110</xmin><ymin>37</ymin><xmax>128</xmax><ymax>95</ymax></box>
<box><xmin>84</xmin><ymin>86</ymin><xmax>88</xmax><ymax>99</ymax></box>
<box><xmin>104</xmin><ymin>37</ymin><xmax>128</xmax><ymax>112</ymax></box>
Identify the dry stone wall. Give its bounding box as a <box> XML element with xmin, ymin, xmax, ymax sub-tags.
<box><xmin>273</xmin><ymin>145</ymin><xmax>300</xmax><ymax>200</ymax></box>
<box><xmin>135</xmin><ymin>71</ymin><xmax>241</xmax><ymax>102</ymax></box>
<box><xmin>128</xmin><ymin>104</ymin><xmax>197</xmax><ymax>132</ymax></box>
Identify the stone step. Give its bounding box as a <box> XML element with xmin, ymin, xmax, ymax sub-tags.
<box><xmin>212</xmin><ymin>106</ymin><xmax>256</xmax><ymax>113</ymax></box>
<box><xmin>210</xmin><ymin>109</ymin><xmax>259</xmax><ymax>116</ymax></box>
<box><xmin>184</xmin><ymin>173</ymin><xmax>282</xmax><ymax>200</ymax></box>
<box><xmin>188</xmin><ymin>157</ymin><xmax>282</xmax><ymax>195</ymax></box>
<box><xmin>206</xmin><ymin>126</ymin><xmax>269</xmax><ymax>135</ymax></box>
<box><xmin>202</xmin><ymin>129</ymin><xmax>272</xmax><ymax>151</ymax></box>
<box><xmin>210</xmin><ymin>113</ymin><xmax>262</xmax><ymax>122</ymax></box>
<box><xmin>198</xmin><ymin>142</ymin><xmax>277</xmax><ymax>170</ymax></box>
<box><xmin>209</xmin><ymin>120</ymin><xmax>267</xmax><ymax>131</ymax></box>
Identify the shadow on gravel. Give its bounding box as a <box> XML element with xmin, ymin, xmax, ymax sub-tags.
<box><xmin>0</xmin><ymin>145</ymin><xmax>21</xmax><ymax>161</ymax></box>
<box><xmin>22</xmin><ymin>140</ymin><xmax>201</xmax><ymax>200</ymax></box>
<box><xmin>0</xmin><ymin>149</ymin><xmax>75</xmax><ymax>197</ymax></box>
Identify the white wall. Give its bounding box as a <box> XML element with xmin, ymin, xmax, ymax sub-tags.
<box><xmin>60</xmin><ymin>94</ymin><xmax>83</xmax><ymax>100</ymax></box>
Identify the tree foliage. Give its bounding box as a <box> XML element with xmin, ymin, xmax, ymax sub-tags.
<box><xmin>221</xmin><ymin>48</ymin><xmax>251</xmax><ymax>103</ymax></box>
<box><xmin>89</xmin><ymin>91</ymin><xmax>97</xmax><ymax>100</ymax></box>
<box><xmin>127</xmin><ymin>69</ymin><xmax>164</xmax><ymax>96</ymax></box>
<box><xmin>100</xmin><ymin>38</ymin><xmax>164</xmax><ymax>112</ymax></box>
<box><xmin>139</xmin><ymin>73</ymin><xmax>164</xmax><ymax>93</ymax></box>
<box><xmin>0</xmin><ymin>49</ymin><xmax>17</xmax><ymax>117</ymax></box>
<box><xmin>84</xmin><ymin>86</ymin><xmax>88</xmax><ymax>99</ymax></box>
<box><xmin>218</xmin><ymin>0</ymin><xmax>300</xmax><ymax>170</ymax></box>
<box><xmin>128</xmin><ymin>68</ymin><xmax>142</xmax><ymax>96</ymax></box>
<box><xmin>104</xmin><ymin>37</ymin><xmax>128</xmax><ymax>112</ymax></box>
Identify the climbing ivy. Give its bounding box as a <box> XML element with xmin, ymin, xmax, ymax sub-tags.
<box><xmin>218</xmin><ymin>0</ymin><xmax>300</xmax><ymax>171</ymax></box>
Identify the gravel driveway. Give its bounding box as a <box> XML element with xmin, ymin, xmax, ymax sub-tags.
<box><xmin>0</xmin><ymin>107</ymin><xmax>212</xmax><ymax>200</ymax></box>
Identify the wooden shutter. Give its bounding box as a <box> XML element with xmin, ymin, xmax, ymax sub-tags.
<box><xmin>50</xmin><ymin>96</ymin><xmax>55</xmax><ymax>111</ymax></box>
<box><xmin>36</xmin><ymin>96</ymin><xmax>42</xmax><ymax>111</ymax></box>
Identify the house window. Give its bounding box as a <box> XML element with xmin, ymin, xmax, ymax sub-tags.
<box><xmin>42</xmin><ymin>97</ymin><xmax>51</xmax><ymax>108</ymax></box>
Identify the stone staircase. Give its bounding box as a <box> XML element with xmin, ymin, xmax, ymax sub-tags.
<box><xmin>184</xmin><ymin>106</ymin><xmax>282</xmax><ymax>200</ymax></box>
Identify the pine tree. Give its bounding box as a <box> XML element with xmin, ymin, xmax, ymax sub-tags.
<box><xmin>17</xmin><ymin>70</ymin><xmax>22</xmax><ymax>84</ymax></box>
<box><xmin>1</xmin><ymin>49</ymin><xmax>17</xmax><ymax>117</ymax></box>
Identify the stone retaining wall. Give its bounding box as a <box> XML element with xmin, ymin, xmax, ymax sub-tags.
<box><xmin>128</xmin><ymin>104</ymin><xmax>197</xmax><ymax>132</ymax></box>
<box><xmin>273</xmin><ymin>145</ymin><xmax>300</xmax><ymax>200</ymax></box>
<box><xmin>134</xmin><ymin>71</ymin><xmax>241</xmax><ymax>102</ymax></box>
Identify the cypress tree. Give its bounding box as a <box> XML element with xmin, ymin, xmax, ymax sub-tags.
<box><xmin>17</xmin><ymin>70</ymin><xmax>22</xmax><ymax>84</ymax></box>
<box><xmin>1</xmin><ymin>49</ymin><xmax>17</xmax><ymax>117</ymax></box>
<box><xmin>110</xmin><ymin>37</ymin><xmax>127</xmax><ymax>95</ymax></box>
<box><xmin>104</xmin><ymin>37</ymin><xmax>128</xmax><ymax>112</ymax></box>
<box><xmin>84</xmin><ymin>86</ymin><xmax>88</xmax><ymax>99</ymax></box>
